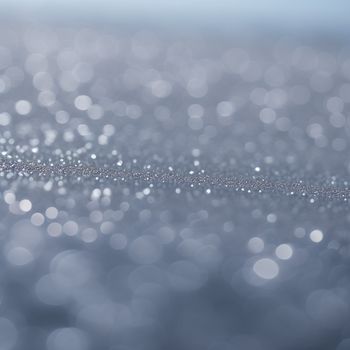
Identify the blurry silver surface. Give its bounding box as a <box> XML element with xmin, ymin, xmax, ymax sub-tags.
<box><xmin>0</xmin><ymin>1</ymin><xmax>350</xmax><ymax>350</ymax></box>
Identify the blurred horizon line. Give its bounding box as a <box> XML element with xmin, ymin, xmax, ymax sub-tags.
<box><xmin>0</xmin><ymin>0</ymin><xmax>350</xmax><ymax>37</ymax></box>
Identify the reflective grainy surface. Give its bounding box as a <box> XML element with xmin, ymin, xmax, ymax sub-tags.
<box><xmin>1</xmin><ymin>20</ymin><xmax>350</xmax><ymax>350</ymax></box>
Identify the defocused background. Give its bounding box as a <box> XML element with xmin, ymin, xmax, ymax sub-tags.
<box><xmin>1</xmin><ymin>1</ymin><xmax>350</xmax><ymax>350</ymax></box>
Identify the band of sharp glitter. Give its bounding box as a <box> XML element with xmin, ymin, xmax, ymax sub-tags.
<box><xmin>0</xmin><ymin>156</ymin><xmax>349</xmax><ymax>202</ymax></box>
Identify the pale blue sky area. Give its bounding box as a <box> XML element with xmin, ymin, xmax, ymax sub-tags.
<box><xmin>0</xmin><ymin>0</ymin><xmax>349</xmax><ymax>33</ymax></box>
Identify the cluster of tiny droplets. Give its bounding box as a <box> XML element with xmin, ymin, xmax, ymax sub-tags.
<box><xmin>0</xmin><ymin>24</ymin><xmax>350</xmax><ymax>350</ymax></box>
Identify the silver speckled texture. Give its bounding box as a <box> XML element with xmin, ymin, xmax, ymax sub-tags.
<box><xmin>1</xmin><ymin>21</ymin><xmax>350</xmax><ymax>350</ymax></box>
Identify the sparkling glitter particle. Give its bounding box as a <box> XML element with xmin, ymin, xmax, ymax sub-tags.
<box><xmin>15</xmin><ymin>100</ymin><xmax>32</xmax><ymax>115</ymax></box>
<box><xmin>310</xmin><ymin>229</ymin><xmax>324</xmax><ymax>243</ymax></box>
<box><xmin>253</xmin><ymin>258</ymin><xmax>279</xmax><ymax>280</ymax></box>
<box><xmin>275</xmin><ymin>244</ymin><xmax>293</xmax><ymax>260</ymax></box>
<box><xmin>19</xmin><ymin>199</ymin><xmax>32</xmax><ymax>212</ymax></box>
